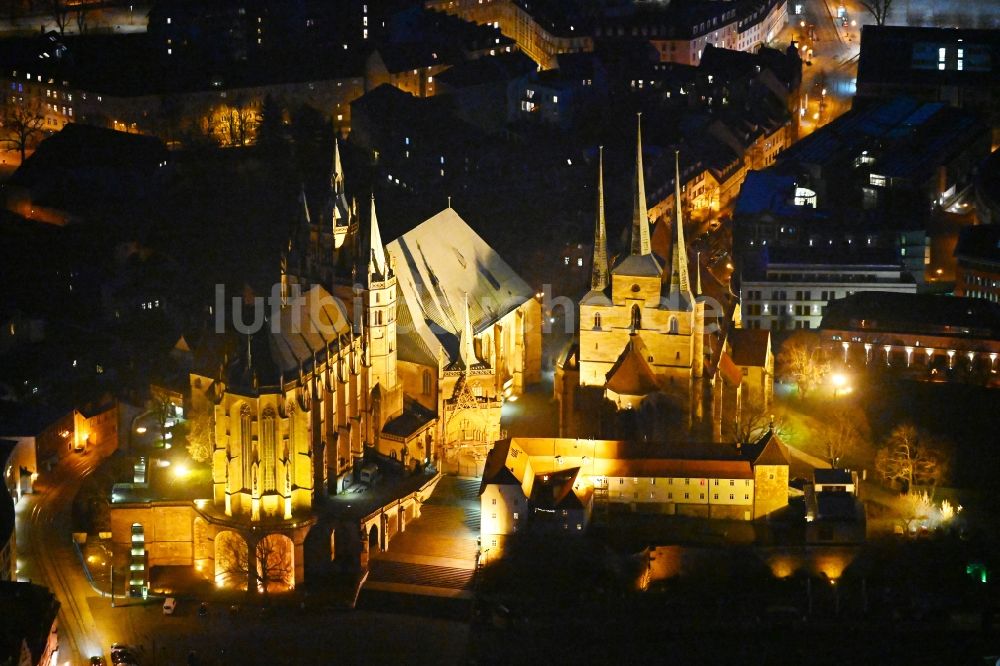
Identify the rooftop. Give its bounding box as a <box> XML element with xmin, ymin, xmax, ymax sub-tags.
<box><xmin>820</xmin><ymin>291</ymin><xmax>1000</xmax><ymax>340</ymax></box>
<box><xmin>857</xmin><ymin>25</ymin><xmax>1000</xmax><ymax>90</ymax></box>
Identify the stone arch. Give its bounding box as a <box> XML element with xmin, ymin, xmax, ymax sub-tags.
<box><xmin>631</xmin><ymin>304</ymin><xmax>642</xmax><ymax>330</ymax></box>
<box><xmin>214</xmin><ymin>530</ymin><xmax>248</xmax><ymax>589</ymax></box>
<box><xmin>257</xmin><ymin>533</ymin><xmax>294</xmax><ymax>593</ymax></box>
<box><xmin>368</xmin><ymin>524</ymin><xmax>380</xmax><ymax>553</ymax></box>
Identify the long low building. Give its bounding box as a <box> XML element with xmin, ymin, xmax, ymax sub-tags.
<box><xmin>819</xmin><ymin>291</ymin><xmax>1000</xmax><ymax>383</ymax></box>
<box><xmin>479</xmin><ymin>434</ymin><xmax>789</xmax><ymax>553</ymax></box>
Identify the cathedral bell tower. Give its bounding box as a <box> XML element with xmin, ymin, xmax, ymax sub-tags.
<box><xmin>363</xmin><ymin>195</ymin><xmax>402</xmax><ymax>431</ymax></box>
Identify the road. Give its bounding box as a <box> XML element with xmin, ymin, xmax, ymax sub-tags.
<box><xmin>17</xmin><ymin>443</ymin><xmax>115</xmax><ymax>664</ymax></box>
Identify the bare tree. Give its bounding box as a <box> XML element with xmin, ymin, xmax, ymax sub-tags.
<box><xmin>48</xmin><ymin>0</ymin><xmax>69</xmax><ymax>34</ymax></box>
<box><xmin>776</xmin><ymin>331</ymin><xmax>829</xmax><ymax>399</ymax></box>
<box><xmin>218</xmin><ymin>534</ymin><xmax>292</xmax><ymax>594</ymax></box>
<box><xmin>726</xmin><ymin>397</ymin><xmax>788</xmax><ymax>446</ymax></box>
<box><xmin>816</xmin><ymin>408</ymin><xmax>867</xmax><ymax>468</ymax></box>
<box><xmin>74</xmin><ymin>6</ymin><xmax>86</xmax><ymax>34</ymax></box>
<box><xmin>874</xmin><ymin>423</ymin><xmax>949</xmax><ymax>492</ymax></box>
<box><xmin>150</xmin><ymin>396</ymin><xmax>173</xmax><ymax>448</ymax></box>
<box><xmin>1</xmin><ymin>100</ymin><xmax>46</xmax><ymax>162</ymax></box>
<box><xmin>180</xmin><ymin>411</ymin><xmax>213</xmax><ymax>463</ymax></box>
<box><xmin>858</xmin><ymin>0</ymin><xmax>893</xmax><ymax>25</ymax></box>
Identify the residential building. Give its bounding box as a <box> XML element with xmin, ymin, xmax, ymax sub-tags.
<box><xmin>739</xmin><ymin>248</ymin><xmax>917</xmax><ymax>331</ymax></box>
<box><xmin>593</xmin><ymin>0</ymin><xmax>787</xmax><ymax>67</ymax></box>
<box><xmin>426</xmin><ymin>0</ymin><xmax>593</xmax><ymax>70</ymax></box>
<box><xmin>954</xmin><ymin>225</ymin><xmax>1000</xmax><ymax>303</ymax></box>
<box><xmin>479</xmin><ymin>432</ymin><xmax>790</xmax><ymax>554</ymax></box>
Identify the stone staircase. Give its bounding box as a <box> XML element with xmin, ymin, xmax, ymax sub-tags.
<box><xmin>367</xmin><ymin>559</ymin><xmax>473</xmax><ymax>590</ymax></box>
<box><xmin>361</xmin><ymin>476</ymin><xmax>481</xmax><ymax>597</ymax></box>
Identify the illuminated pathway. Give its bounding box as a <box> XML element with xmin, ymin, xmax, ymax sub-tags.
<box><xmin>17</xmin><ymin>447</ymin><xmax>111</xmax><ymax>663</ymax></box>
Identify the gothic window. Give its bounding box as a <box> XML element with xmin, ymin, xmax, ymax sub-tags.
<box><xmin>240</xmin><ymin>404</ymin><xmax>252</xmax><ymax>488</ymax></box>
<box><xmin>594</xmin><ymin>313</ymin><xmax>601</xmax><ymax>329</ymax></box>
<box><xmin>669</xmin><ymin>316</ymin><xmax>679</xmax><ymax>334</ymax></box>
<box><xmin>422</xmin><ymin>370</ymin><xmax>432</xmax><ymax>395</ymax></box>
<box><xmin>262</xmin><ymin>408</ymin><xmax>276</xmax><ymax>492</ymax></box>
<box><xmin>287</xmin><ymin>403</ymin><xmax>296</xmax><ymax>486</ymax></box>
<box><xmin>631</xmin><ymin>304</ymin><xmax>641</xmax><ymax>330</ymax></box>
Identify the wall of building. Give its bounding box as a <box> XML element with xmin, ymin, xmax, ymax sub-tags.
<box><xmin>110</xmin><ymin>503</ymin><xmax>196</xmax><ymax>567</ymax></box>
<box><xmin>753</xmin><ymin>463</ymin><xmax>788</xmax><ymax>518</ymax></box>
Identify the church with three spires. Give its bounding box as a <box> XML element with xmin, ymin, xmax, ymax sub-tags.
<box><xmin>556</xmin><ymin>116</ymin><xmax>758</xmax><ymax>443</ymax></box>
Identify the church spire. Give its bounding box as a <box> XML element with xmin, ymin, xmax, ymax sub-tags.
<box><xmin>298</xmin><ymin>184</ymin><xmax>311</xmax><ymax>226</ymax></box>
<box><xmin>332</xmin><ymin>137</ymin><xmax>344</xmax><ymax>195</ymax></box>
<box><xmin>694</xmin><ymin>251</ymin><xmax>702</xmax><ymax>297</ymax></box>
<box><xmin>630</xmin><ymin>113</ymin><xmax>651</xmax><ymax>256</ymax></box>
<box><xmin>460</xmin><ymin>292</ymin><xmax>477</xmax><ymax>369</ymax></box>
<box><xmin>591</xmin><ymin>146</ymin><xmax>609</xmax><ymax>292</ymax></box>
<box><xmin>669</xmin><ymin>150</ymin><xmax>693</xmax><ymax>300</ymax></box>
<box><xmin>367</xmin><ymin>194</ymin><xmax>387</xmax><ymax>284</ymax></box>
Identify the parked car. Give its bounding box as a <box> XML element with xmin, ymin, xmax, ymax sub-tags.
<box><xmin>162</xmin><ymin>597</ymin><xmax>177</xmax><ymax>615</ymax></box>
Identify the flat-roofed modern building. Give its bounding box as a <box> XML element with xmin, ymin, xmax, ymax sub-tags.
<box><xmin>740</xmin><ymin>248</ymin><xmax>917</xmax><ymax>331</ymax></box>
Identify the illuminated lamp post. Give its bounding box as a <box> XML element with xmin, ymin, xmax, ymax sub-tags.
<box><xmin>841</xmin><ymin>341</ymin><xmax>849</xmax><ymax>364</ymax></box>
<box><xmin>947</xmin><ymin>350</ymin><xmax>956</xmax><ymax>369</ymax></box>
<box><xmin>883</xmin><ymin>344</ymin><xmax>891</xmax><ymax>365</ymax></box>
<box><xmin>863</xmin><ymin>343</ymin><xmax>872</xmax><ymax>365</ymax></box>
<box><xmin>904</xmin><ymin>347</ymin><xmax>913</xmax><ymax>367</ymax></box>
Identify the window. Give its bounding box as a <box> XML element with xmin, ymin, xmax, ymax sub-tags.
<box><xmin>491</xmin><ymin>513</ymin><xmax>496</xmax><ymax>519</ymax></box>
<box><xmin>594</xmin><ymin>313</ymin><xmax>601</xmax><ymax>328</ymax></box>
<box><xmin>631</xmin><ymin>304</ymin><xmax>641</xmax><ymax>330</ymax></box>
<box><xmin>713</xmin><ymin>493</ymin><xmax>718</xmax><ymax>500</ymax></box>
<box><xmin>513</xmin><ymin>512</ymin><xmax>519</xmax><ymax>520</ymax></box>
<box><xmin>668</xmin><ymin>316</ymin><xmax>678</xmax><ymax>334</ymax></box>
<box><xmin>491</xmin><ymin>499</ymin><xmax>496</xmax><ymax>505</ymax></box>
<box><xmin>261</xmin><ymin>408</ymin><xmax>276</xmax><ymax>491</ymax></box>
<box><xmin>684</xmin><ymin>492</ymin><xmax>689</xmax><ymax>499</ymax></box>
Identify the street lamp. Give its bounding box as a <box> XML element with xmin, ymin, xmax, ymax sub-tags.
<box><xmin>831</xmin><ymin>373</ymin><xmax>848</xmax><ymax>397</ymax></box>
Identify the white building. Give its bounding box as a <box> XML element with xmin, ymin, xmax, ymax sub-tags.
<box><xmin>740</xmin><ymin>249</ymin><xmax>917</xmax><ymax>331</ymax></box>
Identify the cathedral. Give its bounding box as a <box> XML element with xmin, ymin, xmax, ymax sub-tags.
<box><xmin>111</xmin><ymin>140</ymin><xmax>541</xmax><ymax>592</ymax></box>
<box><xmin>555</xmin><ymin>117</ymin><xmax>765</xmax><ymax>442</ymax></box>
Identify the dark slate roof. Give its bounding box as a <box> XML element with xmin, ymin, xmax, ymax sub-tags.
<box><xmin>742</xmin><ymin>429</ymin><xmax>789</xmax><ymax>467</ymax></box>
<box><xmin>729</xmin><ymin>329</ymin><xmax>770</xmax><ymax>367</ymax></box>
<box><xmin>530</xmin><ymin>467</ymin><xmax>585</xmax><ymax>511</ymax></box>
<box><xmin>955</xmin><ymin>225</ymin><xmax>1000</xmax><ymax>268</ymax></box>
<box><xmin>479</xmin><ymin>439</ymin><xmax>520</xmax><ymax>495</ymax></box>
<box><xmin>777</xmin><ymin>97</ymin><xmax>986</xmax><ymax>183</ymax></box>
<box><xmin>820</xmin><ymin>291</ymin><xmax>1000</xmax><ymax>341</ymax></box>
<box><xmin>814</xmin><ymin>468</ymin><xmax>853</xmax><ymax>485</ymax></box>
<box><xmin>381</xmin><ymin>398</ymin><xmax>436</xmax><ymax>439</ymax></box>
<box><xmin>435</xmin><ymin>52</ymin><xmax>536</xmax><ymax>89</ymax></box>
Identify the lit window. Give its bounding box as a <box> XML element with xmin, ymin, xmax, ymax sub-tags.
<box><xmin>576</xmin><ymin>257</ymin><xmax>583</xmax><ymax>267</ymax></box>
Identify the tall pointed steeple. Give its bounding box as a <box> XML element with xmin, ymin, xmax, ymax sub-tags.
<box><xmin>669</xmin><ymin>150</ymin><xmax>693</xmax><ymax>301</ymax></box>
<box><xmin>694</xmin><ymin>250</ymin><xmax>702</xmax><ymax>296</ymax></box>
<box><xmin>332</xmin><ymin>137</ymin><xmax>345</xmax><ymax>195</ymax></box>
<box><xmin>367</xmin><ymin>194</ymin><xmax>387</xmax><ymax>283</ymax></box>
<box><xmin>591</xmin><ymin>146</ymin><xmax>609</xmax><ymax>292</ymax></box>
<box><xmin>459</xmin><ymin>292</ymin><xmax>477</xmax><ymax>368</ymax></box>
<box><xmin>298</xmin><ymin>184</ymin><xmax>311</xmax><ymax>226</ymax></box>
<box><xmin>630</xmin><ymin>113</ymin><xmax>652</xmax><ymax>257</ymax></box>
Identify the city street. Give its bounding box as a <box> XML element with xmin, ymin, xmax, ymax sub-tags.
<box><xmin>16</xmin><ymin>441</ymin><xmax>116</xmax><ymax>663</ymax></box>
